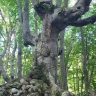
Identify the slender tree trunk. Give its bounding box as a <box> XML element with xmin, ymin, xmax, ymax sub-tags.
<box><xmin>80</xmin><ymin>27</ymin><xmax>89</xmax><ymax>93</ymax></box>
<box><xmin>60</xmin><ymin>31</ymin><xmax>68</xmax><ymax>89</ymax></box>
<box><xmin>17</xmin><ymin>41</ymin><xmax>22</xmax><ymax>78</ymax></box>
<box><xmin>73</xmin><ymin>68</ymin><xmax>76</xmax><ymax>93</ymax></box>
<box><xmin>0</xmin><ymin>27</ymin><xmax>10</xmax><ymax>82</ymax></box>
<box><xmin>56</xmin><ymin>0</ymin><xmax>62</xmax><ymax>7</ymax></box>
<box><xmin>76</xmin><ymin>64</ymin><xmax>79</xmax><ymax>95</ymax></box>
<box><xmin>10</xmin><ymin>35</ymin><xmax>17</xmax><ymax>80</ymax></box>
<box><xmin>0</xmin><ymin>57</ymin><xmax>10</xmax><ymax>82</ymax></box>
<box><xmin>81</xmin><ymin>73</ymin><xmax>84</xmax><ymax>96</ymax></box>
<box><xmin>60</xmin><ymin>0</ymin><xmax>68</xmax><ymax>90</ymax></box>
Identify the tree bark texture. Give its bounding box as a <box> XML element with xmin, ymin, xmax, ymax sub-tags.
<box><xmin>36</xmin><ymin>13</ymin><xmax>59</xmax><ymax>80</ymax></box>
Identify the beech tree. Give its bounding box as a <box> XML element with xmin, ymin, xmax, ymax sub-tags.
<box><xmin>0</xmin><ymin>0</ymin><xmax>96</xmax><ymax>96</ymax></box>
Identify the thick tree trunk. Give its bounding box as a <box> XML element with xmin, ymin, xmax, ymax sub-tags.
<box><xmin>36</xmin><ymin>13</ymin><xmax>59</xmax><ymax>81</ymax></box>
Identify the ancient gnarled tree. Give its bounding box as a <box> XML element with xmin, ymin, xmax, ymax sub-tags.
<box><xmin>0</xmin><ymin>0</ymin><xmax>96</xmax><ymax>96</ymax></box>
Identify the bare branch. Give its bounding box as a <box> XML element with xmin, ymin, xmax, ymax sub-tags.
<box><xmin>51</xmin><ymin>0</ymin><xmax>92</xmax><ymax>32</ymax></box>
<box><xmin>75</xmin><ymin>0</ymin><xmax>92</xmax><ymax>13</ymax></box>
<box><xmin>68</xmin><ymin>15</ymin><xmax>96</xmax><ymax>27</ymax></box>
<box><xmin>68</xmin><ymin>0</ymin><xmax>92</xmax><ymax>21</ymax></box>
<box><xmin>0</xmin><ymin>9</ymin><xmax>6</xmax><ymax>23</ymax></box>
<box><xmin>0</xmin><ymin>31</ymin><xmax>5</xmax><ymax>40</ymax></box>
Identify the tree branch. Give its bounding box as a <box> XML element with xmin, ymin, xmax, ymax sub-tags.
<box><xmin>32</xmin><ymin>0</ymin><xmax>92</xmax><ymax>32</ymax></box>
<box><xmin>65</xmin><ymin>0</ymin><xmax>92</xmax><ymax>21</ymax></box>
<box><xmin>0</xmin><ymin>9</ymin><xmax>6</xmax><ymax>23</ymax></box>
<box><xmin>68</xmin><ymin>15</ymin><xmax>96</xmax><ymax>27</ymax></box>
<box><xmin>63</xmin><ymin>0</ymin><xmax>92</xmax><ymax>22</ymax></box>
<box><xmin>23</xmin><ymin>0</ymin><xmax>38</xmax><ymax>46</ymax></box>
<box><xmin>75</xmin><ymin>0</ymin><xmax>92</xmax><ymax>13</ymax></box>
<box><xmin>51</xmin><ymin>0</ymin><xmax>92</xmax><ymax>32</ymax></box>
<box><xmin>16</xmin><ymin>0</ymin><xmax>38</xmax><ymax>46</ymax></box>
